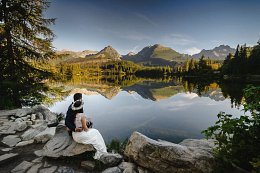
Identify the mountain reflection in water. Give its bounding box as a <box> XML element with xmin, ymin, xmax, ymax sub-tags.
<box><xmin>48</xmin><ymin>78</ymin><xmax>252</xmax><ymax>143</ymax></box>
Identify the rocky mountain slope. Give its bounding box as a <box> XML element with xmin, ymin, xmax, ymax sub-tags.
<box><xmin>123</xmin><ymin>44</ymin><xmax>188</xmax><ymax>66</ymax></box>
<box><xmin>192</xmin><ymin>45</ymin><xmax>235</xmax><ymax>59</ymax></box>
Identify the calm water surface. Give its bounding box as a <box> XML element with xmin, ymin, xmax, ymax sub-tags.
<box><xmin>49</xmin><ymin>84</ymin><xmax>244</xmax><ymax>143</ymax></box>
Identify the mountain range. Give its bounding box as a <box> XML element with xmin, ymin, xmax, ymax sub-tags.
<box><xmin>55</xmin><ymin>44</ymin><xmax>235</xmax><ymax>65</ymax></box>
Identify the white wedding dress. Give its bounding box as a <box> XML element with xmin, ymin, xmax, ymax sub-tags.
<box><xmin>72</xmin><ymin>113</ymin><xmax>107</xmax><ymax>159</ymax></box>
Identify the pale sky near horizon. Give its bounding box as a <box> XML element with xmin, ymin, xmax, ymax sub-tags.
<box><xmin>46</xmin><ymin>0</ymin><xmax>260</xmax><ymax>55</ymax></box>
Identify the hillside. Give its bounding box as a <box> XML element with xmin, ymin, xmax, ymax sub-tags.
<box><xmin>192</xmin><ymin>45</ymin><xmax>235</xmax><ymax>59</ymax></box>
<box><xmin>123</xmin><ymin>44</ymin><xmax>187</xmax><ymax>66</ymax></box>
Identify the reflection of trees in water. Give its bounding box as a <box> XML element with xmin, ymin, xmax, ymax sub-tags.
<box><xmin>1</xmin><ymin>72</ymin><xmax>257</xmax><ymax>109</ymax></box>
<box><xmin>218</xmin><ymin>80</ymin><xmax>247</xmax><ymax>108</ymax></box>
<box><xmin>183</xmin><ymin>77</ymin><xmax>259</xmax><ymax>108</ymax></box>
<box><xmin>0</xmin><ymin>76</ymin><xmax>69</xmax><ymax>109</ymax></box>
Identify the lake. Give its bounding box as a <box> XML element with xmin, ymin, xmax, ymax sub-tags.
<box><xmin>48</xmin><ymin>78</ymin><xmax>248</xmax><ymax>143</ymax></box>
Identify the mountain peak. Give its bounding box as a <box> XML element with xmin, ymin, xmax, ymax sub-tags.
<box><xmin>123</xmin><ymin>43</ymin><xmax>183</xmax><ymax>66</ymax></box>
<box><xmin>97</xmin><ymin>45</ymin><xmax>121</xmax><ymax>60</ymax></box>
<box><xmin>192</xmin><ymin>45</ymin><xmax>235</xmax><ymax>59</ymax></box>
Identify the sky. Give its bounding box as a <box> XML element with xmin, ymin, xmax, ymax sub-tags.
<box><xmin>45</xmin><ymin>0</ymin><xmax>260</xmax><ymax>55</ymax></box>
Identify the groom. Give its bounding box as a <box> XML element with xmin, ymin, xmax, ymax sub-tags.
<box><xmin>65</xmin><ymin>93</ymin><xmax>83</xmax><ymax>135</ymax></box>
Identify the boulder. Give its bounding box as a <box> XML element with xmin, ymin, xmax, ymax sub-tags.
<box><xmin>11</xmin><ymin>160</ymin><xmax>33</xmax><ymax>173</ymax></box>
<box><xmin>100</xmin><ymin>153</ymin><xmax>123</xmax><ymax>167</ymax></box>
<box><xmin>81</xmin><ymin>160</ymin><xmax>95</xmax><ymax>170</ymax></box>
<box><xmin>0</xmin><ymin>122</ymin><xmax>16</xmax><ymax>134</ymax></box>
<box><xmin>16</xmin><ymin>139</ymin><xmax>34</xmax><ymax>147</ymax></box>
<box><xmin>40</xmin><ymin>124</ymin><xmax>95</xmax><ymax>158</ymax></box>
<box><xmin>34</xmin><ymin>127</ymin><xmax>56</xmax><ymax>143</ymax></box>
<box><xmin>124</xmin><ymin>132</ymin><xmax>216</xmax><ymax>173</ymax></box>
<box><xmin>0</xmin><ymin>153</ymin><xmax>18</xmax><ymax>164</ymax></box>
<box><xmin>21</xmin><ymin>123</ymin><xmax>47</xmax><ymax>141</ymax></box>
<box><xmin>31</xmin><ymin>105</ymin><xmax>57</xmax><ymax>124</ymax></box>
<box><xmin>39</xmin><ymin>166</ymin><xmax>58</xmax><ymax>173</ymax></box>
<box><xmin>2</xmin><ymin>135</ymin><xmax>21</xmax><ymax>147</ymax></box>
<box><xmin>118</xmin><ymin>162</ymin><xmax>136</xmax><ymax>171</ymax></box>
<box><xmin>15</xmin><ymin>108</ymin><xmax>33</xmax><ymax>117</ymax></box>
<box><xmin>26</xmin><ymin>163</ymin><xmax>42</xmax><ymax>173</ymax></box>
<box><xmin>0</xmin><ymin>109</ymin><xmax>20</xmax><ymax>117</ymax></box>
<box><xmin>15</xmin><ymin>121</ymin><xmax>28</xmax><ymax>132</ymax></box>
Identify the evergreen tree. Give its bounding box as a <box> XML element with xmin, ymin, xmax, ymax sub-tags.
<box><xmin>0</xmin><ymin>0</ymin><xmax>55</xmax><ymax>82</ymax></box>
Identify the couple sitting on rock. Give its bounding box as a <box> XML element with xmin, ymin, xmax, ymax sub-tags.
<box><xmin>65</xmin><ymin>93</ymin><xmax>107</xmax><ymax>159</ymax></box>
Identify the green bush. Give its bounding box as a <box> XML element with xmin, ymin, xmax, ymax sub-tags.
<box><xmin>202</xmin><ymin>85</ymin><xmax>260</xmax><ymax>171</ymax></box>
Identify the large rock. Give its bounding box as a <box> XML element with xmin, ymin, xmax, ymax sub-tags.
<box><xmin>40</xmin><ymin>124</ymin><xmax>95</xmax><ymax>158</ymax></box>
<box><xmin>124</xmin><ymin>132</ymin><xmax>216</xmax><ymax>173</ymax></box>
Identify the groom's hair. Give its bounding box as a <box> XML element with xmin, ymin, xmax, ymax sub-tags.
<box><xmin>73</xmin><ymin>93</ymin><xmax>82</xmax><ymax>101</ymax></box>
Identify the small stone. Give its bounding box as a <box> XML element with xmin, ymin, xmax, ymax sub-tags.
<box><xmin>16</xmin><ymin>139</ymin><xmax>34</xmax><ymax>147</ymax></box>
<box><xmin>10</xmin><ymin>116</ymin><xmax>16</xmax><ymax>120</ymax></box>
<box><xmin>0</xmin><ymin>153</ymin><xmax>18</xmax><ymax>164</ymax></box>
<box><xmin>123</xmin><ymin>167</ymin><xmax>137</xmax><ymax>173</ymax></box>
<box><xmin>56</xmin><ymin>166</ymin><xmax>75</xmax><ymax>173</ymax></box>
<box><xmin>81</xmin><ymin>160</ymin><xmax>95</xmax><ymax>170</ymax></box>
<box><xmin>138</xmin><ymin>166</ymin><xmax>151</xmax><ymax>173</ymax></box>
<box><xmin>102</xmin><ymin>167</ymin><xmax>121</xmax><ymax>173</ymax></box>
<box><xmin>118</xmin><ymin>162</ymin><xmax>136</xmax><ymax>171</ymax></box>
<box><xmin>36</xmin><ymin>113</ymin><xmax>44</xmax><ymax>120</ymax></box>
<box><xmin>21</xmin><ymin>117</ymin><xmax>28</xmax><ymax>121</ymax></box>
<box><xmin>15</xmin><ymin>121</ymin><xmax>28</xmax><ymax>132</ymax></box>
<box><xmin>39</xmin><ymin>166</ymin><xmax>58</xmax><ymax>173</ymax></box>
<box><xmin>11</xmin><ymin>161</ymin><xmax>33</xmax><ymax>173</ymax></box>
<box><xmin>27</xmin><ymin>115</ymin><xmax>32</xmax><ymax>119</ymax></box>
<box><xmin>31</xmin><ymin>114</ymin><xmax>36</xmax><ymax>120</ymax></box>
<box><xmin>34</xmin><ymin>150</ymin><xmax>43</xmax><ymax>157</ymax></box>
<box><xmin>32</xmin><ymin>157</ymin><xmax>43</xmax><ymax>163</ymax></box>
<box><xmin>26</xmin><ymin>121</ymin><xmax>33</xmax><ymax>126</ymax></box>
<box><xmin>26</xmin><ymin>163</ymin><xmax>42</xmax><ymax>173</ymax></box>
<box><xmin>15</xmin><ymin>118</ymin><xmax>23</xmax><ymax>123</ymax></box>
<box><xmin>1</xmin><ymin>148</ymin><xmax>13</xmax><ymax>152</ymax></box>
<box><xmin>43</xmin><ymin>161</ymin><xmax>51</xmax><ymax>168</ymax></box>
<box><xmin>2</xmin><ymin>135</ymin><xmax>21</xmax><ymax>147</ymax></box>
<box><xmin>34</xmin><ymin>120</ymin><xmax>45</xmax><ymax>125</ymax></box>
<box><xmin>100</xmin><ymin>153</ymin><xmax>123</xmax><ymax>167</ymax></box>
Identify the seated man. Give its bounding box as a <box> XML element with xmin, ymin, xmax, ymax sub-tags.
<box><xmin>65</xmin><ymin>93</ymin><xmax>83</xmax><ymax>135</ymax></box>
<box><xmin>65</xmin><ymin>93</ymin><xmax>93</xmax><ymax>135</ymax></box>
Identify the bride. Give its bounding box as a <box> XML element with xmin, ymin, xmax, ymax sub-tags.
<box><xmin>71</xmin><ymin>99</ymin><xmax>107</xmax><ymax>159</ymax></box>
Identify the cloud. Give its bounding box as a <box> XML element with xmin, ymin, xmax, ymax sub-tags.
<box><xmin>163</xmin><ymin>33</ymin><xmax>196</xmax><ymax>46</ymax></box>
<box><xmin>185</xmin><ymin>47</ymin><xmax>201</xmax><ymax>55</ymax></box>
<box><xmin>134</xmin><ymin>12</ymin><xmax>157</xmax><ymax>27</ymax></box>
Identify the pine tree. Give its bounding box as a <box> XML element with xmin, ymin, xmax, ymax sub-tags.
<box><xmin>0</xmin><ymin>0</ymin><xmax>55</xmax><ymax>82</ymax></box>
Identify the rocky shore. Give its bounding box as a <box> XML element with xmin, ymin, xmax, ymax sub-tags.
<box><xmin>0</xmin><ymin>106</ymin><xmax>217</xmax><ymax>173</ymax></box>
